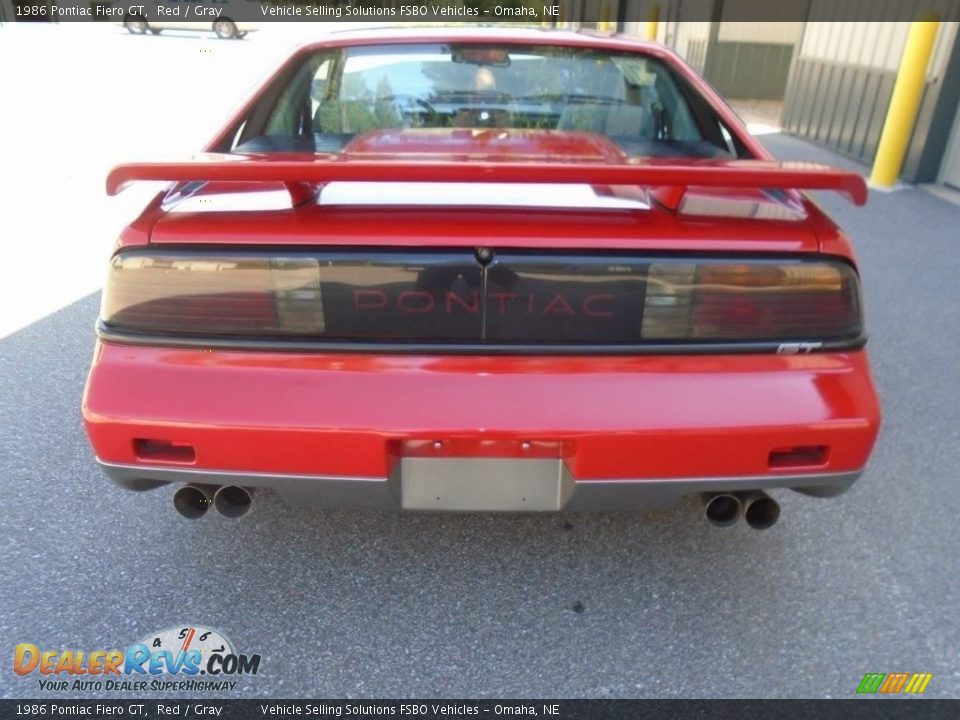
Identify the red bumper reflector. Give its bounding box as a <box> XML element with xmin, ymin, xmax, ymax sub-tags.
<box><xmin>768</xmin><ymin>445</ymin><xmax>828</xmax><ymax>469</ymax></box>
<box><xmin>134</xmin><ymin>439</ymin><xmax>196</xmax><ymax>464</ymax></box>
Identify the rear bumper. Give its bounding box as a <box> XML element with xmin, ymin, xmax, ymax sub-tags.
<box><xmin>83</xmin><ymin>343</ymin><xmax>881</xmax><ymax>510</ymax></box>
<box><xmin>98</xmin><ymin>459</ymin><xmax>863</xmax><ymax>511</ymax></box>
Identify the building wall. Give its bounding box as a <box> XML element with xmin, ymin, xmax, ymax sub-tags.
<box><xmin>672</xmin><ymin>20</ymin><xmax>712</xmax><ymax>73</ymax></box>
<box><xmin>701</xmin><ymin>7</ymin><xmax>803</xmax><ymax>99</ymax></box>
<box><xmin>652</xmin><ymin>6</ymin><xmax>805</xmax><ymax>99</ymax></box>
<box><xmin>715</xmin><ymin>20</ymin><xmax>804</xmax><ymax>44</ymax></box>
<box><xmin>781</xmin><ymin>0</ymin><xmax>960</xmax><ymax>178</ymax></box>
<box><xmin>940</xmin><ymin>100</ymin><xmax>960</xmax><ymax>187</ymax></box>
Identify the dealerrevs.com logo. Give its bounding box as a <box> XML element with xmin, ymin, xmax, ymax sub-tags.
<box><xmin>14</xmin><ymin>625</ymin><xmax>262</xmax><ymax>692</ymax></box>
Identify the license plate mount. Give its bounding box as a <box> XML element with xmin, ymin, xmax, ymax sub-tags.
<box><xmin>400</xmin><ymin>458</ymin><xmax>571</xmax><ymax>511</ymax></box>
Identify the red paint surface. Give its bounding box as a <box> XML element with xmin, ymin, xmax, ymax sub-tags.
<box><xmin>145</xmin><ymin>204</ymin><xmax>825</xmax><ymax>253</ymax></box>
<box><xmin>84</xmin><ymin>345</ymin><xmax>880</xmax><ymax>480</ymax></box>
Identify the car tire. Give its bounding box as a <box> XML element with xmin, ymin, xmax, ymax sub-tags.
<box><xmin>213</xmin><ymin>19</ymin><xmax>238</xmax><ymax>40</ymax></box>
<box><xmin>124</xmin><ymin>16</ymin><xmax>149</xmax><ymax>34</ymax></box>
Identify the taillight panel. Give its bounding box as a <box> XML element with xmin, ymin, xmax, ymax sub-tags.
<box><xmin>103</xmin><ymin>255</ymin><xmax>325</xmax><ymax>336</ymax></box>
<box><xmin>99</xmin><ymin>249</ymin><xmax>864</xmax><ymax>353</ymax></box>
<box><xmin>644</xmin><ymin>261</ymin><xmax>861</xmax><ymax>341</ymax></box>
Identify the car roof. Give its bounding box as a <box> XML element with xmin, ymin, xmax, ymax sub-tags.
<box><xmin>294</xmin><ymin>25</ymin><xmax>663</xmax><ymax>55</ymax></box>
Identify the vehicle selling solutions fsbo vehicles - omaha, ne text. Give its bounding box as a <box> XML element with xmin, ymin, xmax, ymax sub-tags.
<box><xmin>82</xmin><ymin>27</ymin><xmax>881</xmax><ymax>527</ymax></box>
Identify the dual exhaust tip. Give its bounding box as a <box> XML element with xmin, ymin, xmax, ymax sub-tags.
<box><xmin>176</xmin><ymin>483</ymin><xmax>778</xmax><ymax>526</ymax></box>
<box><xmin>701</xmin><ymin>490</ymin><xmax>780</xmax><ymax>530</ymax></box>
<box><xmin>173</xmin><ymin>484</ymin><xmax>253</xmax><ymax>519</ymax></box>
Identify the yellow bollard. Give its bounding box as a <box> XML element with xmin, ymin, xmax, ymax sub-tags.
<box><xmin>646</xmin><ymin>3</ymin><xmax>661</xmax><ymax>41</ymax></box>
<box><xmin>600</xmin><ymin>3</ymin><xmax>611</xmax><ymax>31</ymax></box>
<box><xmin>870</xmin><ymin>16</ymin><xmax>941</xmax><ymax>187</ymax></box>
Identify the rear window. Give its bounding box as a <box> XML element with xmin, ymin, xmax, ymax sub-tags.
<box><xmin>235</xmin><ymin>43</ymin><xmax>738</xmax><ymax>159</ymax></box>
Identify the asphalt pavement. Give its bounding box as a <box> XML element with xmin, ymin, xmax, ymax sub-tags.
<box><xmin>1</xmin><ymin>26</ymin><xmax>959</xmax><ymax>700</ymax></box>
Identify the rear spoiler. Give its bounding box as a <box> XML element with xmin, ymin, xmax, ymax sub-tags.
<box><xmin>106</xmin><ymin>154</ymin><xmax>868</xmax><ymax>209</ymax></box>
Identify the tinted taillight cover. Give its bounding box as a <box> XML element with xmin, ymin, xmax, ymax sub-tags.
<box><xmin>101</xmin><ymin>249</ymin><xmax>863</xmax><ymax>351</ymax></box>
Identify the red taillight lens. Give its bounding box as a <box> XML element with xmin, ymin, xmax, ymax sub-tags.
<box><xmin>642</xmin><ymin>261</ymin><xmax>861</xmax><ymax>341</ymax></box>
<box><xmin>102</xmin><ymin>254</ymin><xmax>324</xmax><ymax>336</ymax></box>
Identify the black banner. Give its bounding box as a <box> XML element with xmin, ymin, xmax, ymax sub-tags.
<box><xmin>2</xmin><ymin>700</ymin><xmax>959</xmax><ymax>719</ymax></box>
<box><xmin>6</xmin><ymin>0</ymin><xmax>960</xmax><ymax>24</ymax></box>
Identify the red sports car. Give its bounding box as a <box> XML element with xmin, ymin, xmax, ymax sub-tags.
<box><xmin>83</xmin><ymin>27</ymin><xmax>880</xmax><ymax>528</ymax></box>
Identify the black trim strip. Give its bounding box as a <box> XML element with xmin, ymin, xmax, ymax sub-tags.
<box><xmin>96</xmin><ymin>320</ymin><xmax>867</xmax><ymax>356</ymax></box>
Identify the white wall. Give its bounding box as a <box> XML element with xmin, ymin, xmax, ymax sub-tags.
<box><xmin>717</xmin><ymin>22</ymin><xmax>805</xmax><ymax>44</ymax></box>
<box><xmin>799</xmin><ymin>20</ymin><xmax>958</xmax><ymax>78</ymax></box>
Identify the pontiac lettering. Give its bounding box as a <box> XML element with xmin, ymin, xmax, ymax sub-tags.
<box><xmin>353</xmin><ymin>290</ymin><xmax>615</xmax><ymax>317</ymax></box>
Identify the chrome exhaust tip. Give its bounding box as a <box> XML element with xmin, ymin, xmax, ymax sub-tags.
<box><xmin>701</xmin><ymin>493</ymin><xmax>742</xmax><ymax>528</ymax></box>
<box><xmin>173</xmin><ymin>484</ymin><xmax>215</xmax><ymax>519</ymax></box>
<box><xmin>213</xmin><ymin>485</ymin><xmax>253</xmax><ymax>519</ymax></box>
<box><xmin>738</xmin><ymin>490</ymin><xmax>781</xmax><ymax>530</ymax></box>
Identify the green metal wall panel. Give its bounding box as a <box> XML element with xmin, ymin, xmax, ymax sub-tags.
<box><xmin>704</xmin><ymin>42</ymin><xmax>795</xmax><ymax>99</ymax></box>
<box><xmin>782</xmin><ymin>57</ymin><xmax>898</xmax><ymax>166</ymax></box>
